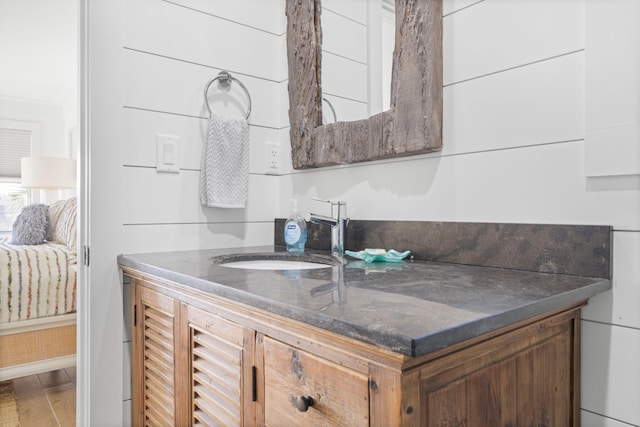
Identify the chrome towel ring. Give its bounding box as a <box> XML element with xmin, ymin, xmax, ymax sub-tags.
<box><xmin>203</xmin><ymin>70</ymin><xmax>252</xmax><ymax>120</ymax></box>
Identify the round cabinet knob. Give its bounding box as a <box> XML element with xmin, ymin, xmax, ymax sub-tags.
<box><xmin>295</xmin><ymin>395</ymin><xmax>314</xmax><ymax>412</ymax></box>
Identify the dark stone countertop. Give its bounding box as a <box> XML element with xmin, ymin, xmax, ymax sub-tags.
<box><xmin>118</xmin><ymin>245</ymin><xmax>610</xmax><ymax>357</ymax></box>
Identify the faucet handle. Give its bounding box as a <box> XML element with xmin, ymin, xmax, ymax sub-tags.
<box><xmin>311</xmin><ymin>198</ymin><xmax>348</xmax><ymax>256</ymax></box>
<box><xmin>312</xmin><ymin>198</ymin><xmax>346</xmax><ymax>218</ymax></box>
<box><xmin>312</xmin><ymin>197</ymin><xmax>342</xmax><ymax>206</ymax></box>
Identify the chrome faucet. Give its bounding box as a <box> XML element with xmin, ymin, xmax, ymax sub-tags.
<box><xmin>308</xmin><ymin>198</ymin><xmax>348</xmax><ymax>256</ymax></box>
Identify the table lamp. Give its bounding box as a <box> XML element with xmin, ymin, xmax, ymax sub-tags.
<box><xmin>21</xmin><ymin>156</ymin><xmax>77</xmax><ymax>204</ymax></box>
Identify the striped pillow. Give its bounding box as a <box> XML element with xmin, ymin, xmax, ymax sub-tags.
<box><xmin>49</xmin><ymin>197</ymin><xmax>77</xmax><ymax>252</ymax></box>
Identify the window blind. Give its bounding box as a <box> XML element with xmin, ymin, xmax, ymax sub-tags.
<box><xmin>0</xmin><ymin>127</ymin><xmax>32</xmax><ymax>178</ymax></box>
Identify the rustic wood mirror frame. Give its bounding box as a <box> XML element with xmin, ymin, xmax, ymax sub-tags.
<box><xmin>286</xmin><ymin>0</ymin><xmax>443</xmax><ymax>169</ymax></box>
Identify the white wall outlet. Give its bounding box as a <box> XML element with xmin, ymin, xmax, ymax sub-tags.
<box><xmin>156</xmin><ymin>133</ymin><xmax>180</xmax><ymax>173</ymax></box>
<box><xmin>266</xmin><ymin>141</ymin><xmax>280</xmax><ymax>174</ymax></box>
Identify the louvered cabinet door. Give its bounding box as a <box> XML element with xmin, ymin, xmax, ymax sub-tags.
<box><xmin>131</xmin><ymin>282</ymin><xmax>179</xmax><ymax>427</ymax></box>
<box><xmin>186</xmin><ymin>304</ymin><xmax>257</xmax><ymax>427</ymax></box>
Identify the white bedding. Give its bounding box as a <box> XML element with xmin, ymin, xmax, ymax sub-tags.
<box><xmin>0</xmin><ymin>241</ymin><xmax>77</xmax><ymax>323</ymax></box>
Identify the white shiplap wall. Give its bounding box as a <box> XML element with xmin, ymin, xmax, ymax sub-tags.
<box><xmin>86</xmin><ymin>0</ymin><xmax>286</xmax><ymax>425</ymax></box>
<box><xmin>121</xmin><ymin>0</ymin><xmax>285</xmax><ymax>246</ymax></box>
<box><xmin>120</xmin><ymin>0</ymin><xmax>288</xmax><ymax>421</ymax></box>
<box><xmin>281</xmin><ymin>1</ymin><xmax>640</xmax><ymax>426</ymax></box>
<box><xmin>86</xmin><ymin>0</ymin><xmax>638</xmax><ymax>426</ymax></box>
<box><xmin>321</xmin><ymin>2</ymin><xmax>368</xmax><ymax>122</ymax></box>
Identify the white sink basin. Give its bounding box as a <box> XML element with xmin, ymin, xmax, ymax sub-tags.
<box><xmin>212</xmin><ymin>252</ymin><xmax>340</xmax><ymax>271</ymax></box>
<box><xmin>221</xmin><ymin>260</ymin><xmax>333</xmax><ymax>270</ymax></box>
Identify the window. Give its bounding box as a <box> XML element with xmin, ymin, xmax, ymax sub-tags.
<box><xmin>0</xmin><ymin>120</ymin><xmax>39</xmax><ymax>234</ymax></box>
<box><xmin>0</xmin><ymin>181</ymin><xmax>26</xmax><ymax>233</ymax></box>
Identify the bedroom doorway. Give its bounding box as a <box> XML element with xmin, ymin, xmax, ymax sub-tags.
<box><xmin>0</xmin><ymin>0</ymin><xmax>80</xmax><ymax>425</ymax></box>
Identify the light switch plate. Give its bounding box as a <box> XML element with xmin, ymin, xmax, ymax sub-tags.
<box><xmin>156</xmin><ymin>133</ymin><xmax>180</xmax><ymax>173</ymax></box>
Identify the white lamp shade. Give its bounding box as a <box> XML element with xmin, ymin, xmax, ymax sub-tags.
<box><xmin>21</xmin><ymin>156</ymin><xmax>77</xmax><ymax>189</ymax></box>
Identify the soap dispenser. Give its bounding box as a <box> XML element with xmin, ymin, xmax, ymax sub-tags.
<box><xmin>284</xmin><ymin>199</ymin><xmax>307</xmax><ymax>253</ymax></box>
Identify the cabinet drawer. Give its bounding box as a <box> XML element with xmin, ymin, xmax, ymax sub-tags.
<box><xmin>263</xmin><ymin>337</ymin><xmax>369</xmax><ymax>426</ymax></box>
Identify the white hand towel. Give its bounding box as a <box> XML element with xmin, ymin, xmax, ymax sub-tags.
<box><xmin>200</xmin><ymin>114</ymin><xmax>250</xmax><ymax>208</ymax></box>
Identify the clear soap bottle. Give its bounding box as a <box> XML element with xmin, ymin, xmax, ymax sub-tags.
<box><xmin>284</xmin><ymin>199</ymin><xmax>307</xmax><ymax>253</ymax></box>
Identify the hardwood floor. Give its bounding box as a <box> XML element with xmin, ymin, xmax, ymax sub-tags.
<box><xmin>12</xmin><ymin>367</ymin><xmax>75</xmax><ymax>427</ymax></box>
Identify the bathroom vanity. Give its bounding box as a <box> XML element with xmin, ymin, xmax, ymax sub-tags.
<box><xmin>119</xmin><ymin>229</ymin><xmax>610</xmax><ymax>426</ymax></box>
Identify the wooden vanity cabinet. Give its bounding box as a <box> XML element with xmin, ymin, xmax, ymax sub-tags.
<box><xmin>127</xmin><ymin>271</ymin><xmax>583</xmax><ymax>427</ymax></box>
<box><xmin>131</xmin><ymin>280</ymin><xmax>257</xmax><ymax>426</ymax></box>
<box><xmin>263</xmin><ymin>336</ymin><xmax>370</xmax><ymax>426</ymax></box>
<box><xmin>405</xmin><ymin>309</ymin><xmax>579</xmax><ymax>426</ymax></box>
<box><xmin>131</xmin><ymin>285</ymin><xmax>177</xmax><ymax>426</ymax></box>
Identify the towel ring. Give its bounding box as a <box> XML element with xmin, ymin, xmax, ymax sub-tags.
<box><xmin>204</xmin><ymin>71</ymin><xmax>252</xmax><ymax>120</ymax></box>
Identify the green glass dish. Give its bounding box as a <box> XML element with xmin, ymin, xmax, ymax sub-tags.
<box><xmin>345</xmin><ymin>248</ymin><xmax>411</xmax><ymax>264</ymax></box>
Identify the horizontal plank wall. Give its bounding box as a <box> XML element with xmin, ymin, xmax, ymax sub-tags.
<box><xmin>87</xmin><ymin>0</ymin><xmax>638</xmax><ymax>425</ymax></box>
<box><xmin>87</xmin><ymin>0</ymin><xmax>287</xmax><ymax>425</ymax></box>
<box><xmin>281</xmin><ymin>1</ymin><xmax>640</xmax><ymax>426</ymax></box>
<box><xmin>321</xmin><ymin>1</ymin><xmax>368</xmax><ymax>123</ymax></box>
<box><xmin>122</xmin><ymin>0</ymin><xmax>287</xmax><ymax>249</ymax></box>
<box><xmin>120</xmin><ymin>0</ymin><xmax>287</xmax><ymax>422</ymax></box>
<box><xmin>580</xmin><ymin>2</ymin><xmax>640</xmax><ymax>425</ymax></box>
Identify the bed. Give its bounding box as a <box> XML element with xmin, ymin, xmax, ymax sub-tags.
<box><xmin>0</xmin><ymin>197</ymin><xmax>77</xmax><ymax>381</ymax></box>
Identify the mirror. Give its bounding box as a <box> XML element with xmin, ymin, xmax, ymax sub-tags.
<box><xmin>321</xmin><ymin>0</ymin><xmax>395</xmax><ymax>123</ymax></box>
<box><xmin>286</xmin><ymin>0</ymin><xmax>442</xmax><ymax>169</ymax></box>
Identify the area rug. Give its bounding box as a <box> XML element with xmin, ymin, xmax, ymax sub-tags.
<box><xmin>0</xmin><ymin>380</ymin><xmax>20</xmax><ymax>427</ymax></box>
